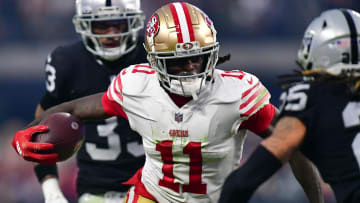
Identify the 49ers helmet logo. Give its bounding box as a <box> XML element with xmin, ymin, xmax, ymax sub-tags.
<box><xmin>182</xmin><ymin>43</ymin><xmax>193</xmax><ymax>50</ymax></box>
<box><xmin>201</xmin><ymin>12</ymin><xmax>213</xmax><ymax>28</ymax></box>
<box><xmin>146</xmin><ymin>14</ymin><xmax>160</xmax><ymax>37</ymax></box>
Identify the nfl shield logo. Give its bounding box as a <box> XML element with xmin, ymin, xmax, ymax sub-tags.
<box><xmin>175</xmin><ymin>113</ymin><xmax>183</xmax><ymax>123</ymax></box>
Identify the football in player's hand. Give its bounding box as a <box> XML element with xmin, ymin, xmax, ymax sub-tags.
<box><xmin>32</xmin><ymin>112</ymin><xmax>85</xmax><ymax>161</ymax></box>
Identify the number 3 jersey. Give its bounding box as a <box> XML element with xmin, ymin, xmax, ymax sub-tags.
<box><xmin>280</xmin><ymin>81</ymin><xmax>360</xmax><ymax>203</ymax></box>
<box><xmin>102</xmin><ymin>64</ymin><xmax>271</xmax><ymax>203</ymax></box>
<box><xmin>39</xmin><ymin>41</ymin><xmax>146</xmax><ymax>195</ymax></box>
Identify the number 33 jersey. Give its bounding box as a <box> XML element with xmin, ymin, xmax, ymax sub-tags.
<box><xmin>102</xmin><ymin>64</ymin><xmax>271</xmax><ymax>203</ymax></box>
<box><xmin>40</xmin><ymin>41</ymin><xmax>147</xmax><ymax>195</ymax></box>
<box><xmin>280</xmin><ymin>81</ymin><xmax>360</xmax><ymax>203</ymax></box>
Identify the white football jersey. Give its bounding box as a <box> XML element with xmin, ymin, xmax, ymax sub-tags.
<box><xmin>105</xmin><ymin>64</ymin><xmax>271</xmax><ymax>203</ymax></box>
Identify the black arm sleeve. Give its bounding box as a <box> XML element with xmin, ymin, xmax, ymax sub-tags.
<box><xmin>219</xmin><ymin>145</ymin><xmax>283</xmax><ymax>203</ymax></box>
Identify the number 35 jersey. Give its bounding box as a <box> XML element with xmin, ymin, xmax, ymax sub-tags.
<box><xmin>280</xmin><ymin>81</ymin><xmax>360</xmax><ymax>203</ymax></box>
<box><xmin>39</xmin><ymin>41</ymin><xmax>146</xmax><ymax>195</ymax></box>
<box><xmin>102</xmin><ymin>64</ymin><xmax>271</xmax><ymax>203</ymax></box>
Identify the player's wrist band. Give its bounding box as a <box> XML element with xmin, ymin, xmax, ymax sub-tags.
<box><xmin>219</xmin><ymin>145</ymin><xmax>283</xmax><ymax>203</ymax></box>
<box><xmin>34</xmin><ymin>164</ymin><xmax>58</xmax><ymax>182</ymax></box>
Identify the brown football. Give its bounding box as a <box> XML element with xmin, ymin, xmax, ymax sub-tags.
<box><xmin>33</xmin><ymin>112</ymin><xmax>85</xmax><ymax>161</ymax></box>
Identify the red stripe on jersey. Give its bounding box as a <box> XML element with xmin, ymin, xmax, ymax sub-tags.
<box><xmin>135</xmin><ymin>64</ymin><xmax>152</xmax><ymax>69</ymax></box>
<box><xmin>125</xmin><ymin>192</ymin><xmax>130</xmax><ymax>203</ymax></box>
<box><xmin>132</xmin><ymin>69</ymin><xmax>155</xmax><ymax>74</ymax></box>
<box><xmin>241</xmin><ymin>91</ymin><xmax>270</xmax><ymax>117</ymax></box>
<box><xmin>108</xmin><ymin>78</ymin><xmax>122</xmax><ymax>103</ymax></box>
<box><xmin>107</xmin><ymin>89</ymin><xmax>115</xmax><ymax>103</ymax></box>
<box><xmin>132</xmin><ymin>194</ymin><xmax>139</xmax><ymax>203</ymax></box>
<box><xmin>169</xmin><ymin>3</ymin><xmax>183</xmax><ymax>43</ymax></box>
<box><xmin>101</xmin><ymin>92</ymin><xmax>128</xmax><ymax>119</ymax></box>
<box><xmin>180</xmin><ymin>2</ymin><xmax>195</xmax><ymax>41</ymax></box>
<box><xmin>240</xmin><ymin>85</ymin><xmax>265</xmax><ymax>109</ymax></box>
<box><xmin>242</xmin><ymin>82</ymin><xmax>260</xmax><ymax>98</ymax></box>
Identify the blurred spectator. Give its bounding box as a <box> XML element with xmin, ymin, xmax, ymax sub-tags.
<box><xmin>0</xmin><ymin>0</ymin><xmax>24</xmax><ymax>43</ymax></box>
<box><xmin>17</xmin><ymin>0</ymin><xmax>75</xmax><ymax>42</ymax></box>
<box><xmin>1</xmin><ymin>0</ymin><xmax>359</xmax><ymax>43</ymax></box>
<box><xmin>0</xmin><ymin>120</ymin><xmax>42</xmax><ymax>202</ymax></box>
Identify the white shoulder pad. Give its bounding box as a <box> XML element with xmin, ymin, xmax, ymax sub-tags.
<box><xmin>211</xmin><ymin>69</ymin><xmax>259</xmax><ymax>101</ymax></box>
<box><xmin>106</xmin><ymin>63</ymin><xmax>156</xmax><ymax>106</ymax></box>
<box><xmin>117</xmin><ymin>63</ymin><xmax>157</xmax><ymax>96</ymax></box>
<box><xmin>212</xmin><ymin>69</ymin><xmax>271</xmax><ymax>117</ymax></box>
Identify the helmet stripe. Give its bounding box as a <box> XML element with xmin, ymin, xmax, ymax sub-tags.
<box><xmin>169</xmin><ymin>3</ymin><xmax>184</xmax><ymax>43</ymax></box>
<box><xmin>169</xmin><ymin>3</ymin><xmax>195</xmax><ymax>43</ymax></box>
<box><xmin>180</xmin><ymin>2</ymin><xmax>195</xmax><ymax>42</ymax></box>
<box><xmin>106</xmin><ymin>0</ymin><xmax>112</xmax><ymax>6</ymax></box>
<box><xmin>341</xmin><ymin>9</ymin><xmax>359</xmax><ymax>64</ymax></box>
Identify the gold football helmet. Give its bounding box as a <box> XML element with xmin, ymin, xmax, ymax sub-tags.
<box><xmin>144</xmin><ymin>2</ymin><xmax>219</xmax><ymax>98</ymax></box>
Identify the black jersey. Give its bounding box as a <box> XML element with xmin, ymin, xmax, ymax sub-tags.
<box><xmin>280</xmin><ymin>80</ymin><xmax>360</xmax><ymax>203</ymax></box>
<box><xmin>40</xmin><ymin>40</ymin><xmax>147</xmax><ymax>195</ymax></box>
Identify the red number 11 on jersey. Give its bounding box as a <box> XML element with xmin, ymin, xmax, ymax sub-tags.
<box><xmin>156</xmin><ymin>141</ymin><xmax>207</xmax><ymax>194</ymax></box>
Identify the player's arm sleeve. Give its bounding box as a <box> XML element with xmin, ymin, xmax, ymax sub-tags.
<box><xmin>219</xmin><ymin>145</ymin><xmax>283</xmax><ymax>203</ymax></box>
<box><xmin>101</xmin><ymin>72</ymin><xmax>128</xmax><ymax>119</ymax></box>
<box><xmin>40</xmin><ymin>47</ymin><xmax>69</xmax><ymax>110</ymax></box>
<box><xmin>238</xmin><ymin>75</ymin><xmax>274</xmax><ymax>134</ymax></box>
<box><xmin>239</xmin><ymin>78</ymin><xmax>271</xmax><ymax>118</ymax></box>
<box><xmin>239</xmin><ymin>103</ymin><xmax>276</xmax><ymax>135</ymax></box>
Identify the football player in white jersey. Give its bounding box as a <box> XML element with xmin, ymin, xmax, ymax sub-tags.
<box><xmin>12</xmin><ymin>2</ymin><xmax>323</xmax><ymax>203</ymax></box>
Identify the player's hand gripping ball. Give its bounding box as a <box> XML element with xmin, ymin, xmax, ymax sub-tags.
<box><xmin>33</xmin><ymin>112</ymin><xmax>85</xmax><ymax>162</ymax></box>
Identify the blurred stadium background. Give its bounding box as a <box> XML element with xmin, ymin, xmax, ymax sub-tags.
<box><xmin>1</xmin><ymin>0</ymin><xmax>359</xmax><ymax>202</ymax></box>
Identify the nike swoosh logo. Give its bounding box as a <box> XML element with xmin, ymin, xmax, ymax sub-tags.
<box><xmin>247</xmin><ymin>77</ymin><xmax>253</xmax><ymax>84</ymax></box>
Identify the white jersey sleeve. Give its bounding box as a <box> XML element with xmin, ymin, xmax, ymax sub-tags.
<box><xmin>212</xmin><ymin>69</ymin><xmax>271</xmax><ymax>119</ymax></box>
<box><xmin>238</xmin><ymin>73</ymin><xmax>271</xmax><ymax>118</ymax></box>
<box><xmin>104</xmin><ymin>63</ymin><xmax>156</xmax><ymax>116</ymax></box>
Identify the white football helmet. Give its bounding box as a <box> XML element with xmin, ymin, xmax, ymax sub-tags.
<box><xmin>297</xmin><ymin>9</ymin><xmax>360</xmax><ymax>76</ymax></box>
<box><xmin>144</xmin><ymin>2</ymin><xmax>219</xmax><ymax>98</ymax></box>
<box><xmin>73</xmin><ymin>0</ymin><xmax>145</xmax><ymax>61</ymax></box>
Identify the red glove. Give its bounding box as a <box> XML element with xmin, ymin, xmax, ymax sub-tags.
<box><xmin>11</xmin><ymin>125</ymin><xmax>59</xmax><ymax>165</ymax></box>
